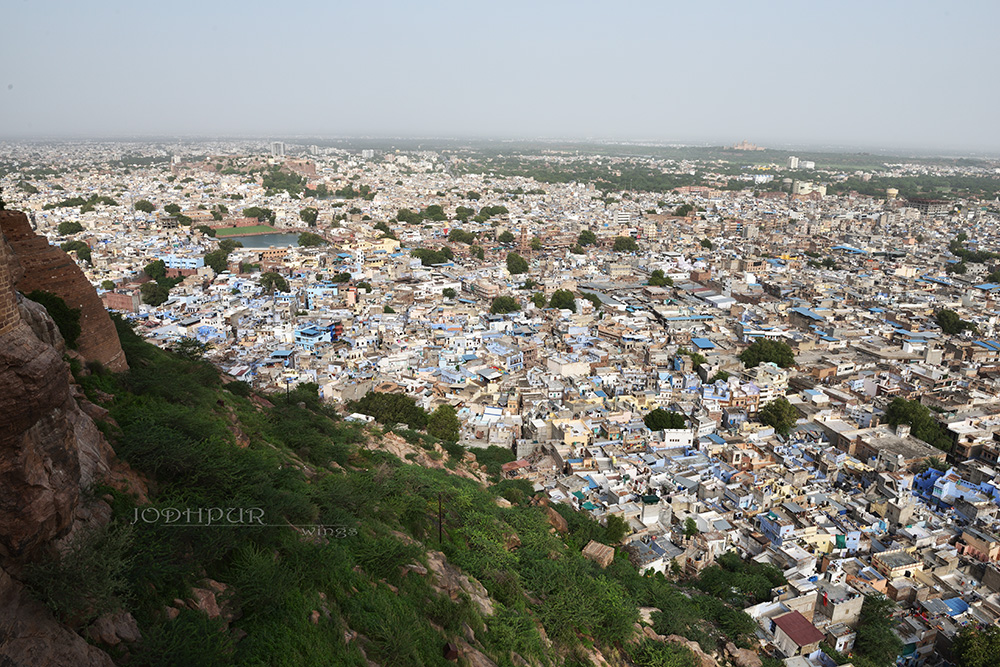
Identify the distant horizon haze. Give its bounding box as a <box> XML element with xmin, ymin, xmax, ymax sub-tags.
<box><xmin>3</xmin><ymin>1</ymin><xmax>999</xmax><ymax>155</ymax></box>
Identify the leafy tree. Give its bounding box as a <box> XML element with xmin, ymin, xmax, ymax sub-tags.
<box><xmin>466</xmin><ymin>191</ymin><xmax>481</xmax><ymax>200</ymax></box>
<box><xmin>428</xmin><ymin>404</ymin><xmax>460</xmax><ymax>442</ymax></box>
<box><xmin>739</xmin><ymin>339</ymin><xmax>795</xmax><ymax>368</ymax></box>
<box><xmin>936</xmin><ymin>308</ymin><xmax>975</xmax><ymax>335</ymax></box>
<box><xmin>700</xmin><ymin>238</ymin><xmax>713</xmax><ymax>250</ymax></box>
<box><xmin>674</xmin><ymin>203</ymin><xmax>694</xmax><ymax>217</ymax></box>
<box><xmin>758</xmin><ymin>397</ymin><xmax>798</xmax><ymax>436</ymax></box>
<box><xmin>506</xmin><ymin>252</ymin><xmax>528</xmax><ymax>275</ymax></box>
<box><xmin>383</xmin><ymin>305</ymin><xmax>395</xmax><ymax>314</ymax></box>
<box><xmin>490</xmin><ymin>296</ymin><xmax>520</xmax><ymax>314</ymax></box>
<box><xmin>530</xmin><ymin>292</ymin><xmax>547</xmax><ymax>308</ymax></box>
<box><xmin>916</xmin><ymin>456</ymin><xmax>947</xmax><ymax>473</ymax></box>
<box><xmin>25</xmin><ymin>291</ymin><xmax>81</xmax><ymax>349</ymax></box>
<box><xmin>163</xmin><ymin>203</ymin><xmax>181</xmax><ymax>215</ymax></box>
<box><xmin>578</xmin><ymin>229</ymin><xmax>597</xmax><ymax>246</ymax></box>
<box><xmin>442</xmin><ymin>288</ymin><xmax>456</xmax><ymax>298</ymax></box>
<box><xmin>355</xmin><ymin>281</ymin><xmax>372</xmax><ymax>292</ymax></box>
<box><xmin>140</xmin><ymin>281</ymin><xmax>169</xmax><ymax>306</ymax></box>
<box><xmin>613</xmin><ymin>236</ymin><xmax>639</xmax><ymax>252</ymax></box>
<box><xmin>203</xmin><ymin>250</ymin><xmax>228</xmax><ymax>274</ymax></box>
<box><xmin>174</xmin><ymin>337</ymin><xmax>209</xmax><ymax>361</ymax></box>
<box><xmin>648</xmin><ymin>269</ymin><xmax>673</xmax><ymax>287</ymax></box>
<box><xmin>448</xmin><ymin>228</ymin><xmax>477</xmax><ymax>244</ymax></box>
<box><xmin>954</xmin><ymin>625</ymin><xmax>1000</xmax><ymax>667</ymax></box>
<box><xmin>58</xmin><ymin>221</ymin><xmax>83</xmax><ymax>235</ymax></box>
<box><xmin>424</xmin><ymin>204</ymin><xmax>446</xmax><ymax>221</ymax></box>
<box><xmin>709</xmin><ymin>370</ymin><xmax>731</xmax><ymax>383</ymax></box>
<box><xmin>530</xmin><ymin>237</ymin><xmax>542</xmax><ymax>251</ymax></box>
<box><xmin>684</xmin><ymin>517</ymin><xmax>699</xmax><ymax>537</ymax></box>
<box><xmin>582</xmin><ymin>293</ymin><xmax>602</xmax><ymax>311</ymax></box>
<box><xmin>396</xmin><ymin>207</ymin><xmax>422</xmax><ymax>224</ymax></box>
<box><xmin>144</xmin><ymin>259</ymin><xmax>167</xmax><ymax>281</ymax></box>
<box><xmin>195</xmin><ymin>225</ymin><xmax>216</xmax><ymax>237</ymax></box>
<box><xmin>330</xmin><ymin>272</ymin><xmax>351</xmax><ymax>283</ymax></box>
<box><xmin>570</xmin><ymin>244</ymin><xmax>586</xmax><ymax>255</ymax></box>
<box><xmin>298</xmin><ymin>232</ymin><xmax>327</xmax><ymax>247</ymax></box>
<box><xmin>262</xmin><ymin>167</ymin><xmax>306</xmax><ymax>196</ymax></box>
<box><xmin>454</xmin><ymin>206</ymin><xmax>475</xmax><ymax>221</ymax></box>
<box><xmin>498</xmin><ymin>230</ymin><xmax>515</xmax><ymax>244</ymax></box>
<box><xmin>479</xmin><ymin>205</ymin><xmax>508</xmax><ymax>218</ymax></box>
<box><xmin>853</xmin><ymin>595</ymin><xmax>903</xmax><ymax>667</ymax></box>
<box><xmin>260</xmin><ymin>272</ymin><xmax>290</xmax><ymax>293</ymax></box>
<box><xmin>299</xmin><ymin>207</ymin><xmax>318</xmax><ymax>226</ymax></box>
<box><xmin>471</xmin><ymin>245</ymin><xmax>485</xmax><ymax>260</ymax></box>
<box><xmin>134</xmin><ymin>200</ymin><xmax>155</xmax><ymax>213</ymax></box>
<box><xmin>549</xmin><ymin>289</ymin><xmax>576</xmax><ymax>312</ymax></box>
<box><xmin>346</xmin><ymin>391</ymin><xmax>428</xmax><ymax>429</ymax></box>
<box><xmin>411</xmin><ymin>248</ymin><xmax>452</xmax><ymax>266</ymax></box>
<box><xmin>60</xmin><ymin>241</ymin><xmax>91</xmax><ymax>263</ymax></box>
<box><xmin>242</xmin><ymin>206</ymin><xmax>274</xmax><ymax>223</ymax></box>
<box><xmin>884</xmin><ymin>397</ymin><xmax>952</xmax><ymax>451</ymax></box>
<box><xmin>101</xmin><ymin>280</ymin><xmax>115</xmax><ymax>290</ymax></box>
<box><xmin>604</xmin><ymin>514</ymin><xmax>629</xmax><ymax>544</ymax></box>
<box><xmin>644</xmin><ymin>409</ymin><xmax>686</xmax><ymax>431</ymax></box>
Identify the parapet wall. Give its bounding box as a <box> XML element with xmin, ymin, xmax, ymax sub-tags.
<box><xmin>0</xmin><ymin>211</ymin><xmax>127</xmax><ymax>372</ymax></box>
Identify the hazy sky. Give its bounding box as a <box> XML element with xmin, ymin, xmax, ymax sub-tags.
<box><xmin>3</xmin><ymin>0</ymin><xmax>999</xmax><ymax>152</ymax></box>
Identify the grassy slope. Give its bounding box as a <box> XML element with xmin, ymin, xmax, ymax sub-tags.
<box><xmin>31</xmin><ymin>317</ymin><xmax>783</xmax><ymax>667</ymax></box>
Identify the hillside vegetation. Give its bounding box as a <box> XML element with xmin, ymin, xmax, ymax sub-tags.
<box><xmin>25</xmin><ymin>316</ymin><xmax>782</xmax><ymax>667</ymax></box>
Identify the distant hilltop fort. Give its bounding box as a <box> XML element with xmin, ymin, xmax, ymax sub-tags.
<box><xmin>731</xmin><ymin>140</ymin><xmax>765</xmax><ymax>151</ymax></box>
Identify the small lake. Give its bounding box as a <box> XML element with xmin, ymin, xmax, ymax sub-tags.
<box><xmin>227</xmin><ymin>233</ymin><xmax>300</xmax><ymax>248</ymax></box>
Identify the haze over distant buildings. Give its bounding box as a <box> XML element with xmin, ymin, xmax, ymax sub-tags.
<box><xmin>2</xmin><ymin>1</ymin><xmax>999</xmax><ymax>153</ymax></box>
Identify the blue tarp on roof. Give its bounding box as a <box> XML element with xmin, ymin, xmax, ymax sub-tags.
<box><xmin>790</xmin><ymin>307</ymin><xmax>824</xmax><ymax>321</ymax></box>
<box><xmin>943</xmin><ymin>598</ymin><xmax>970</xmax><ymax>616</ymax></box>
<box><xmin>690</xmin><ymin>337</ymin><xmax>716</xmax><ymax>350</ymax></box>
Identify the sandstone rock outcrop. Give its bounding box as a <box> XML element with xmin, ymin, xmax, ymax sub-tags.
<box><xmin>0</xmin><ymin>214</ymin><xmax>132</xmax><ymax>563</ymax></box>
<box><xmin>0</xmin><ymin>214</ymin><xmax>138</xmax><ymax>665</ymax></box>
<box><xmin>0</xmin><ymin>210</ymin><xmax>127</xmax><ymax>372</ymax></box>
<box><xmin>425</xmin><ymin>550</ymin><xmax>494</xmax><ymax>617</ymax></box>
<box><xmin>0</xmin><ymin>566</ymin><xmax>115</xmax><ymax>667</ymax></box>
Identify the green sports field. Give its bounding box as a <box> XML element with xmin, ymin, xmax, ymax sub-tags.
<box><xmin>213</xmin><ymin>225</ymin><xmax>277</xmax><ymax>236</ymax></box>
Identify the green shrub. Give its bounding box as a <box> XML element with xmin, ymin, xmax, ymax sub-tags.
<box><xmin>25</xmin><ymin>290</ymin><xmax>81</xmax><ymax>348</ymax></box>
<box><xmin>22</xmin><ymin>522</ymin><xmax>135</xmax><ymax>625</ymax></box>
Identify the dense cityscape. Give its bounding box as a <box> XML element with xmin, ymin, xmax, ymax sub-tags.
<box><xmin>4</xmin><ymin>136</ymin><xmax>1000</xmax><ymax>666</ymax></box>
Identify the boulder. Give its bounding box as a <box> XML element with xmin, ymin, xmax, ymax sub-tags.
<box><xmin>187</xmin><ymin>587</ymin><xmax>221</xmax><ymax>619</ymax></box>
<box><xmin>726</xmin><ymin>642</ymin><xmax>763</xmax><ymax>667</ymax></box>
<box><xmin>545</xmin><ymin>506</ymin><xmax>568</xmax><ymax>533</ymax></box>
<box><xmin>425</xmin><ymin>550</ymin><xmax>494</xmax><ymax>617</ymax></box>
<box><xmin>665</xmin><ymin>634</ymin><xmax>718</xmax><ymax>667</ymax></box>
<box><xmin>87</xmin><ymin>611</ymin><xmax>141</xmax><ymax>646</ymax></box>
<box><xmin>0</xmin><ymin>566</ymin><xmax>115</xmax><ymax>666</ymax></box>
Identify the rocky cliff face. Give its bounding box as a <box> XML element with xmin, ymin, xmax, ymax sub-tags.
<box><xmin>0</xmin><ymin>221</ymin><xmax>123</xmax><ymax>563</ymax></box>
<box><xmin>0</xmin><ymin>213</ymin><xmax>136</xmax><ymax>666</ymax></box>
<box><xmin>0</xmin><ymin>210</ymin><xmax>127</xmax><ymax>373</ymax></box>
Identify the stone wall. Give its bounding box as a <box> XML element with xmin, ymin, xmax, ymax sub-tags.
<box><xmin>0</xmin><ymin>211</ymin><xmax>127</xmax><ymax>372</ymax></box>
